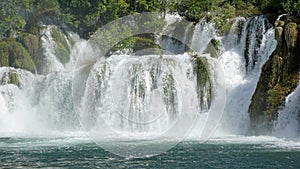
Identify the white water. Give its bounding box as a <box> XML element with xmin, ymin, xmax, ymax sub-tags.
<box><xmin>191</xmin><ymin>18</ymin><xmax>216</xmax><ymax>54</ymax></box>
<box><xmin>76</xmin><ymin>54</ymin><xmax>206</xmax><ymax>139</ymax></box>
<box><xmin>217</xmin><ymin>16</ymin><xmax>277</xmax><ymax>135</ymax></box>
<box><xmin>41</xmin><ymin>26</ymin><xmax>65</xmax><ymax>73</ymax></box>
<box><xmin>0</xmin><ymin>15</ymin><xmax>299</xmax><ymax>142</ymax></box>
<box><xmin>273</xmin><ymin>78</ymin><xmax>300</xmax><ymax>139</ymax></box>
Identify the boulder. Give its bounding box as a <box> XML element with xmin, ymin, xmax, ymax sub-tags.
<box><xmin>0</xmin><ymin>39</ymin><xmax>35</xmax><ymax>72</ymax></box>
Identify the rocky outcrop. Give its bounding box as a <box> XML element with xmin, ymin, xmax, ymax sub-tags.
<box><xmin>50</xmin><ymin>27</ymin><xmax>71</xmax><ymax>64</ymax></box>
<box><xmin>0</xmin><ymin>39</ymin><xmax>35</xmax><ymax>73</ymax></box>
<box><xmin>17</xmin><ymin>33</ymin><xmax>43</xmax><ymax>73</ymax></box>
<box><xmin>192</xmin><ymin>55</ymin><xmax>212</xmax><ymax>110</ymax></box>
<box><xmin>203</xmin><ymin>38</ymin><xmax>220</xmax><ymax>58</ymax></box>
<box><xmin>249</xmin><ymin>20</ymin><xmax>300</xmax><ymax>135</ymax></box>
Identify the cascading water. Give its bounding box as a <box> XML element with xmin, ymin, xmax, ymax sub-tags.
<box><xmin>0</xmin><ymin>26</ymin><xmax>80</xmax><ymax>135</ymax></box>
<box><xmin>77</xmin><ymin>54</ymin><xmax>204</xmax><ymax>137</ymax></box>
<box><xmin>1</xmin><ymin>14</ymin><xmax>297</xmax><ymax>140</ymax></box>
<box><xmin>191</xmin><ymin>18</ymin><xmax>217</xmax><ymax>54</ymax></box>
<box><xmin>0</xmin><ymin>67</ymin><xmax>37</xmax><ymax>134</ymax></box>
<box><xmin>41</xmin><ymin>26</ymin><xmax>65</xmax><ymax>73</ymax></box>
<box><xmin>273</xmin><ymin>78</ymin><xmax>300</xmax><ymax>139</ymax></box>
<box><xmin>2</xmin><ymin>11</ymin><xmax>300</xmax><ymax>167</ymax></box>
<box><xmin>41</xmin><ymin>25</ymin><xmax>73</xmax><ymax>73</ymax></box>
<box><xmin>159</xmin><ymin>20</ymin><xmax>194</xmax><ymax>54</ymax></box>
<box><xmin>217</xmin><ymin>15</ymin><xmax>277</xmax><ymax>135</ymax></box>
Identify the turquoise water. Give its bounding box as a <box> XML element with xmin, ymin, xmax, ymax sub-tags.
<box><xmin>1</xmin><ymin>136</ymin><xmax>300</xmax><ymax>168</ymax></box>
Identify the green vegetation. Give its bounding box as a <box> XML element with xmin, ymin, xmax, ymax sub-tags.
<box><xmin>0</xmin><ymin>0</ymin><xmax>26</xmax><ymax>38</ymax></box>
<box><xmin>0</xmin><ymin>71</ymin><xmax>20</xmax><ymax>86</ymax></box>
<box><xmin>91</xmin><ymin>23</ymin><xmax>134</xmax><ymax>55</ymax></box>
<box><xmin>0</xmin><ymin>0</ymin><xmax>300</xmax><ymax>72</ymax></box>
<box><xmin>203</xmin><ymin>38</ymin><xmax>220</xmax><ymax>58</ymax></box>
<box><xmin>1</xmin><ymin>0</ymin><xmax>300</xmax><ymax>40</ymax></box>
<box><xmin>25</xmin><ymin>0</ymin><xmax>60</xmax><ymax>34</ymax></box>
<box><xmin>0</xmin><ymin>39</ymin><xmax>35</xmax><ymax>72</ymax></box>
<box><xmin>192</xmin><ymin>55</ymin><xmax>212</xmax><ymax>108</ymax></box>
<box><xmin>56</xmin><ymin>0</ymin><xmax>300</xmax><ymax>36</ymax></box>
<box><xmin>17</xmin><ymin>33</ymin><xmax>42</xmax><ymax>71</ymax></box>
<box><xmin>51</xmin><ymin>27</ymin><xmax>71</xmax><ymax>64</ymax></box>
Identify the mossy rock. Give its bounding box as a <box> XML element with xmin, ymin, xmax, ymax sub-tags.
<box><xmin>132</xmin><ymin>36</ymin><xmax>162</xmax><ymax>55</ymax></box>
<box><xmin>285</xmin><ymin>22</ymin><xmax>298</xmax><ymax>49</ymax></box>
<box><xmin>17</xmin><ymin>33</ymin><xmax>43</xmax><ymax>72</ymax></box>
<box><xmin>265</xmin><ymin>73</ymin><xmax>298</xmax><ymax>121</ymax></box>
<box><xmin>203</xmin><ymin>38</ymin><xmax>220</xmax><ymax>58</ymax></box>
<box><xmin>192</xmin><ymin>55</ymin><xmax>212</xmax><ymax>109</ymax></box>
<box><xmin>51</xmin><ymin>27</ymin><xmax>71</xmax><ymax>64</ymax></box>
<box><xmin>0</xmin><ymin>39</ymin><xmax>35</xmax><ymax>72</ymax></box>
<box><xmin>0</xmin><ymin>71</ymin><xmax>19</xmax><ymax>86</ymax></box>
<box><xmin>220</xmin><ymin>20</ymin><xmax>234</xmax><ymax>34</ymax></box>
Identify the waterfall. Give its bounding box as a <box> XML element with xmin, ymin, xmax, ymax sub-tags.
<box><xmin>217</xmin><ymin>16</ymin><xmax>277</xmax><ymax>135</ymax></box>
<box><xmin>0</xmin><ymin>15</ymin><xmax>285</xmax><ymax>139</ymax></box>
<box><xmin>75</xmin><ymin>54</ymin><xmax>210</xmax><ymax>138</ymax></box>
<box><xmin>0</xmin><ymin>67</ymin><xmax>37</xmax><ymax>134</ymax></box>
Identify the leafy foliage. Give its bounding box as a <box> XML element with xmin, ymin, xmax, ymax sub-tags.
<box><xmin>0</xmin><ymin>39</ymin><xmax>35</xmax><ymax>72</ymax></box>
<box><xmin>0</xmin><ymin>0</ymin><xmax>300</xmax><ymax>40</ymax></box>
<box><xmin>25</xmin><ymin>0</ymin><xmax>60</xmax><ymax>34</ymax></box>
<box><xmin>0</xmin><ymin>0</ymin><xmax>26</xmax><ymax>38</ymax></box>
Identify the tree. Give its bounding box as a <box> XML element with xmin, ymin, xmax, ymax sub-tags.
<box><xmin>58</xmin><ymin>0</ymin><xmax>130</xmax><ymax>39</ymax></box>
<box><xmin>25</xmin><ymin>0</ymin><xmax>60</xmax><ymax>34</ymax></box>
<box><xmin>281</xmin><ymin>0</ymin><xmax>300</xmax><ymax>16</ymax></box>
<box><xmin>158</xmin><ymin>0</ymin><xmax>177</xmax><ymax>19</ymax></box>
<box><xmin>0</xmin><ymin>0</ymin><xmax>26</xmax><ymax>38</ymax></box>
<box><xmin>176</xmin><ymin>0</ymin><xmax>214</xmax><ymax>22</ymax></box>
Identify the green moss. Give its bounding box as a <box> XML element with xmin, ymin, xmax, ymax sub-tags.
<box><xmin>220</xmin><ymin>20</ymin><xmax>234</xmax><ymax>34</ymax></box>
<box><xmin>17</xmin><ymin>33</ymin><xmax>43</xmax><ymax>72</ymax></box>
<box><xmin>132</xmin><ymin>36</ymin><xmax>161</xmax><ymax>55</ymax></box>
<box><xmin>1</xmin><ymin>71</ymin><xmax>19</xmax><ymax>86</ymax></box>
<box><xmin>0</xmin><ymin>39</ymin><xmax>35</xmax><ymax>72</ymax></box>
<box><xmin>203</xmin><ymin>38</ymin><xmax>220</xmax><ymax>58</ymax></box>
<box><xmin>265</xmin><ymin>73</ymin><xmax>298</xmax><ymax>121</ymax></box>
<box><xmin>51</xmin><ymin>27</ymin><xmax>70</xmax><ymax>64</ymax></box>
<box><xmin>192</xmin><ymin>55</ymin><xmax>212</xmax><ymax>108</ymax></box>
<box><xmin>0</xmin><ymin>42</ymin><xmax>9</xmax><ymax>67</ymax></box>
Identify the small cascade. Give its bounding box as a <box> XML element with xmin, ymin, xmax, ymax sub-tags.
<box><xmin>224</xmin><ymin>17</ymin><xmax>246</xmax><ymax>49</ymax></box>
<box><xmin>0</xmin><ymin>28</ymin><xmax>78</xmax><ymax>133</ymax></box>
<box><xmin>28</xmin><ymin>72</ymin><xmax>78</xmax><ymax>130</ymax></box>
<box><xmin>191</xmin><ymin>18</ymin><xmax>216</xmax><ymax>54</ymax></box>
<box><xmin>0</xmin><ymin>67</ymin><xmax>35</xmax><ymax>87</ymax></box>
<box><xmin>0</xmin><ymin>67</ymin><xmax>37</xmax><ymax>133</ymax></box>
<box><xmin>0</xmin><ymin>67</ymin><xmax>35</xmax><ymax>111</ymax></box>
<box><xmin>41</xmin><ymin>26</ymin><xmax>73</xmax><ymax>73</ymax></box>
<box><xmin>273</xmin><ymin>79</ymin><xmax>300</xmax><ymax>139</ymax></box>
<box><xmin>241</xmin><ymin>16</ymin><xmax>274</xmax><ymax>72</ymax></box>
<box><xmin>41</xmin><ymin>26</ymin><xmax>65</xmax><ymax>73</ymax></box>
<box><xmin>160</xmin><ymin>20</ymin><xmax>194</xmax><ymax>54</ymax></box>
<box><xmin>160</xmin><ymin>16</ymin><xmax>217</xmax><ymax>55</ymax></box>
